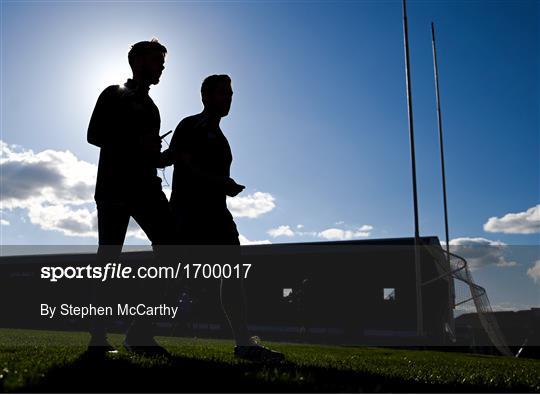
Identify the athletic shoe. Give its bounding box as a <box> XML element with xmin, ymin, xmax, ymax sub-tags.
<box><xmin>86</xmin><ymin>336</ymin><xmax>119</xmax><ymax>356</ymax></box>
<box><xmin>234</xmin><ymin>336</ymin><xmax>284</xmax><ymax>362</ymax></box>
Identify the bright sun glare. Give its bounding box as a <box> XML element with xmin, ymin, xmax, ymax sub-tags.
<box><xmin>84</xmin><ymin>45</ymin><xmax>131</xmax><ymax>99</ymax></box>
<box><xmin>96</xmin><ymin>60</ymin><xmax>130</xmax><ymax>87</ymax></box>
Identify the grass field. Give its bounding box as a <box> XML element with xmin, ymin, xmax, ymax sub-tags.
<box><xmin>0</xmin><ymin>328</ymin><xmax>538</xmax><ymax>393</ymax></box>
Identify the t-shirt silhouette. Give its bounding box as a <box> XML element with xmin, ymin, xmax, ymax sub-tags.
<box><xmin>167</xmin><ymin>112</ymin><xmax>239</xmax><ymax>242</ymax></box>
<box><xmin>87</xmin><ymin>79</ymin><xmax>163</xmax><ymax>202</ymax></box>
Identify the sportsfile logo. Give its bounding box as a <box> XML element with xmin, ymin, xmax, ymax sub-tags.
<box><xmin>40</xmin><ymin>262</ymin><xmax>252</xmax><ymax>282</ymax></box>
<box><xmin>40</xmin><ymin>262</ymin><xmax>182</xmax><ymax>282</ymax></box>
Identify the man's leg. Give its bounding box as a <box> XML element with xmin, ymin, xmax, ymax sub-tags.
<box><xmin>90</xmin><ymin>201</ymin><xmax>130</xmax><ymax>349</ymax></box>
<box><xmin>124</xmin><ymin>191</ymin><xmax>174</xmax><ymax>348</ymax></box>
<box><xmin>218</xmin><ymin>237</ymin><xmax>251</xmax><ymax>346</ymax></box>
<box><xmin>175</xmin><ymin>213</ymin><xmax>251</xmax><ymax>345</ymax></box>
<box><xmin>218</xmin><ymin>228</ymin><xmax>284</xmax><ymax>361</ymax></box>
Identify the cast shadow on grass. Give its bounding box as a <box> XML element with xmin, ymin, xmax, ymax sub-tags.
<box><xmin>16</xmin><ymin>351</ymin><xmax>531</xmax><ymax>394</ymax></box>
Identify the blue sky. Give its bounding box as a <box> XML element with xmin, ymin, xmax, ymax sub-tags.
<box><xmin>1</xmin><ymin>0</ymin><xmax>538</xmax><ymax>311</ymax></box>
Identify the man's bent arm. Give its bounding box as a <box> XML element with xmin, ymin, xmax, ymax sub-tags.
<box><xmin>87</xmin><ymin>86</ymin><xmax>125</xmax><ymax>149</ymax></box>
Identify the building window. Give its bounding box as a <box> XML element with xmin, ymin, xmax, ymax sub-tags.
<box><xmin>283</xmin><ymin>288</ymin><xmax>293</xmax><ymax>298</ymax></box>
<box><xmin>383</xmin><ymin>288</ymin><xmax>395</xmax><ymax>301</ymax></box>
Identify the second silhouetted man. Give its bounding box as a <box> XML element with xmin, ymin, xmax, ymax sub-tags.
<box><xmin>163</xmin><ymin>75</ymin><xmax>284</xmax><ymax>361</ymax></box>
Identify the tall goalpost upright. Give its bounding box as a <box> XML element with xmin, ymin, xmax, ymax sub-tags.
<box><xmin>401</xmin><ymin>0</ymin><xmax>424</xmax><ymax>337</ymax></box>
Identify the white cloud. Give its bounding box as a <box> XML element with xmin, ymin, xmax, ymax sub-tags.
<box><xmin>490</xmin><ymin>302</ymin><xmax>536</xmax><ymax>312</ymax></box>
<box><xmin>238</xmin><ymin>234</ymin><xmax>272</xmax><ymax>245</ymax></box>
<box><xmin>455</xmin><ymin>302</ymin><xmax>535</xmax><ymax>316</ymax></box>
<box><xmin>297</xmin><ymin>230</ymin><xmax>318</xmax><ymax>237</ymax></box>
<box><xmin>0</xmin><ymin>219</ymin><xmax>10</xmax><ymax>226</ymax></box>
<box><xmin>265</xmin><ymin>223</ymin><xmax>374</xmax><ymax>240</ymax></box>
<box><xmin>0</xmin><ymin>141</ymin><xmax>98</xmax><ymax>238</ymax></box>
<box><xmin>495</xmin><ymin>260</ymin><xmax>519</xmax><ymax>268</ymax></box>
<box><xmin>317</xmin><ymin>225</ymin><xmax>373</xmax><ymax>240</ymax></box>
<box><xmin>448</xmin><ymin>237</ymin><xmax>518</xmax><ymax>271</ymax></box>
<box><xmin>0</xmin><ymin>141</ymin><xmax>96</xmax><ymax>210</ymax></box>
<box><xmin>483</xmin><ymin>205</ymin><xmax>540</xmax><ymax>234</ymax></box>
<box><xmin>20</xmin><ymin>201</ymin><xmax>146</xmax><ymax>240</ymax></box>
<box><xmin>527</xmin><ymin>260</ymin><xmax>540</xmax><ymax>284</ymax></box>
<box><xmin>268</xmin><ymin>225</ymin><xmax>295</xmax><ymax>238</ymax></box>
<box><xmin>26</xmin><ymin>203</ymin><xmax>96</xmax><ymax>237</ymax></box>
<box><xmin>227</xmin><ymin>192</ymin><xmax>276</xmax><ymax>218</ymax></box>
<box><xmin>1</xmin><ymin>141</ymin><xmax>279</xmax><ymax>242</ymax></box>
<box><xmin>1</xmin><ymin>141</ymin><xmax>153</xmax><ymax>241</ymax></box>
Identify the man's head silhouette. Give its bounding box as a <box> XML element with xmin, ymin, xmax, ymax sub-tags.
<box><xmin>201</xmin><ymin>74</ymin><xmax>233</xmax><ymax>117</ymax></box>
<box><xmin>128</xmin><ymin>39</ymin><xmax>167</xmax><ymax>86</ymax></box>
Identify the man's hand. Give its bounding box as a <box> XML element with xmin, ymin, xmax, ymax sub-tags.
<box><xmin>157</xmin><ymin>148</ymin><xmax>174</xmax><ymax>169</ymax></box>
<box><xmin>225</xmin><ymin>178</ymin><xmax>245</xmax><ymax>197</ymax></box>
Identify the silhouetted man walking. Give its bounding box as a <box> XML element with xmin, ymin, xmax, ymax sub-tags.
<box><xmin>87</xmin><ymin>39</ymin><xmax>173</xmax><ymax>355</ymax></box>
<box><xmin>163</xmin><ymin>74</ymin><xmax>284</xmax><ymax>362</ymax></box>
